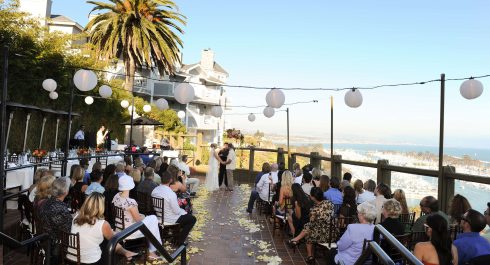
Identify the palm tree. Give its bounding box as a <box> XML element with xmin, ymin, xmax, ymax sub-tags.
<box><xmin>85</xmin><ymin>0</ymin><xmax>186</xmax><ymax>91</ymax></box>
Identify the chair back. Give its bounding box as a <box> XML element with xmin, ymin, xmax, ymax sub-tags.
<box><xmin>70</xmin><ymin>189</ymin><xmax>85</xmax><ymax>214</ymax></box>
<box><xmin>112</xmin><ymin>205</ymin><xmax>126</xmax><ymax>231</ymax></box>
<box><xmin>409</xmin><ymin>231</ymin><xmax>428</xmax><ymax>251</ymax></box>
<box><xmin>449</xmin><ymin>224</ymin><xmax>462</xmax><ymax>241</ymax></box>
<box><xmin>399</xmin><ymin>212</ymin><xmax>416</xmax><ymax>232</ymax></box>
<box><xmin>136</xmin><ymin>191</ymin><xmax>152</xmax><ymax>215</ymax></box>
<box><xmin>151</xmin><ymin>196</ymin><xmax>165</xmax><ymax>225</ymax></box>
<box><xmin>58</xmin><ymin>230</ymin><xmax>81</xmax><ymax>265</ymax></box>
<box><xmin>383</xmin><ymin>233</ymin><xmax>411</xmax><ymax>263</ymax></box>
<box><xmin>333</xmin><ymin>204</ymin><xmax>342</xmax><ymax>215</ymax></box>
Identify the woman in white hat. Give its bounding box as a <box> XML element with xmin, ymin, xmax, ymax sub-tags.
<box><xmin>112</xmin><ymin>175</ymin><xmax>163</xmax><ymax>260</ymax></box>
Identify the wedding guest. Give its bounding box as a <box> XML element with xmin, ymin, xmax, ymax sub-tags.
<box><xmin>319</xmin><ymin>174</ymin><xmax>330</xmax><ymax>193</ymax></box>
<box><xmin>484</xmin><ymin>203</ymin><xmax>490</xmax><ymax>243</ymax></box>
<box><xmin>112</xmin><ymin>175</ymin><xmax>163</xmax><ymax>260</ymax></box>
<box><xmin>137</xmin><ymin>167</ymin><xmax>158</xmax><ymax>195</ymax></box>
<box><xmin>85</xmin><ymin>171</ymin><xmax>105</xmax><ymax>195</ymax></box>
<box><xmin>277</xmin><ymin>162</ymin><xmax>286</xmax><ymax>183</ymax></box>
<box><xmin>101</xmin><ymin>164</ymin><xmax>116</xmax><ymax>186</ymax></box>
<box><xmin>301</xmin><ymin>172</ymin><xmax>314</xmax><ymax>195</ymax></box>
<box><xmin>157</xmin><ymin>156</ymin><xmax>169</xmax><ymax>177</ymax></box>
<box><xmin>289</xmin><ymin>187</ymin><xmax>334</xmax><ymax>264</ymax></box>
<box><xmin>380</xmin><ymin>199</ymin><xmax>404</xmax><ymax>235</ymax></box>
<box><xmin>270</xmin><ymin>163</ymin><xmax>279</xmax><ymax>184</ymax></box>
<box><xmin>247</xmin><ymin>166</ymin><xmax>274</xmax><ymax>213</ymax></box>
<box><xmin>448</xmin><ymin>194</ymin><xmax>472</xmax><ymax>225</ymax></box>
<box><xmin>340</xmin><ymin>180</ymin><xmax>351</xmax><ymax>191</ymax></box>
<box><xmin>343</xmin><ymin>172</ymin><xmax>352</xmax><ymax>183</ymax></box>
<box><xmin>115</xmin><ymin>162</ymin><xmax>129</xmax><ymax>178</ymax></box>
<box><xmin>39</xmin><ymin>177</ymin><xmax>73</xmax><ymax>264</ymax></box>
<box><xmin>291</xmin><ymin>183</ymin><xmax>312</xmax><ymax>237</ymax></box>
<box><xmin>71</xmin><ymin>165</ymin><xmax>88</xmax><ymax>193</ymax></box>
<box><xmin>332</xmin><ymin>202</ymin><xmax>377</xmax><ymax>265</ymax></box>
<box><xmin>69</xmin><ymin>193</ymin><xmax>137</xmax><ymax>264</ymax></box>
<box><xmin>34</xmin><ymin>175</ymin><xmax>56</xmax><ymax>211</ymax></box>
<box><xmin>103</xmin><ymin>173</ymin><xmax>119</xmax><ymax>226</ymax></box>
<box><xmin>324</xmin><ymin>176</ymin><xmax>342</xmax><ymax>205</ymax></box>
<box><xmin>80</xmin><ymin>158</ymin><xmax>91</xmax><ymax>184</ymax></box>
<box><xmin>392</xmin><ymin>189</ymin><xmax>409</xmax><ymax>214</ymax></box>
<box><xmin>274</xmin><ymin>171</ymin><xmax>294</xmax><ymax>216</ymax></box>
<box><xmin>339</xmin><ymin>186</ymin><xmax>357</xmax><ymax>218</ymax></box>
<box><xmin>413</xmin><ymin>196</ymin><xmax>449</xmax><ymax>232</ymax></box>
<box><xmin>255</xmin><ymin>162</ymin><xmax>271</xmax><ymax>185</ymax></box>
<box><xmin>292</xmin><ymin>163</ymin><xmax>303</xmax><ymax>185</ymax></box>
<box><xmin>28</xmin><ymin>168</ymin><xmax>47</xmax><ymax>202</ymax></box>
<box><xmin>179</xmin><ymin>155</ymin><xmax>200</xmax><ymax>195</ymax></box>
<box><xmin>370</xmin><ymin>183</ymin><xmax>391</xmax><ymax>224</ymax></box>
<box><xmin>360</xmin><ymin>179</ymin><xmax>376</xmax><ymax>203</ymax></box>
<box><xmin>353</xmin><ymin>179</ymin><xmax>364</xmax><ymax>203</ymax></box>
<box><xmin>453</xmin><ymin>209</ymin><xmax>490</xmax><ymax>264</ymax></box>
<box><xmin>167</xmin><ymin>164</ymin><xmax>187</xmax><ymax>193</ymax></box>
<box><xmin>414</xmin><ymin>214</ymin><xmax>458</xmax><ymax>265</ymax></box>
<box><xmin>151</xmin><ymin>172</ymin><xmax>196</xmax><ymax>245</ymax></box>
<box><xmin>311</xmin><ymin>168</ymin><xmax>322</xmax><ymax>187</ymax></box>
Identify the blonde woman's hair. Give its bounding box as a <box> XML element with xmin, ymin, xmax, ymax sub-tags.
<box><xmin>34</xmin><ymin>168</ymin><xmax>48</xmax><ymax>183</ymax></box>
<box><xmin>35</xmin><ymin>175</ymin><xmax>55</xmax><ymax>200</ymax></box>
<box><xmin>281</xmin><ymin>170</ymin><xmax>294</xmax><ymax>194</ymax></box>
<box><xmin>383</xmin><ymin>199</ymin><xmax>402</xmax><ymax>218</ymax></box>
<box><xmin>71</xmin><ymin>165</ymin><xmax>85</xmax><ymax>182</ymax></box>
<box><xmin>392</xmin><ymin>189</ymin><xmax>409</xmax><ymax>214</ymax></box>
<box><xmin>130</xmin><ymin>169</ymin><xmax>142</xmax><ymax>183</ymax></box>
<box><xmin>311</xmin><ymin>168</ymin><xmax>322</xmax><ymax>179</ymax></box>
<box><xmin>353</xmin><ymin>179</ymin><xmax>364</xmax><ymax>194</ymax></box>
<box><xmin>74</xmin><ymin>193</ymin><xmax>105</xmax><ymax>226</ymax></box>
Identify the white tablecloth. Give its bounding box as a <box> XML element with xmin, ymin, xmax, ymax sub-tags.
<box><xmin>60</xmin><ymin>156</ymin><xmax>124</xmax><ymax>177</ymax></box>
<box><xmin>6</xmin><ymin>167</ymin><xmax>34</xmax><ymax>190</ymax></box>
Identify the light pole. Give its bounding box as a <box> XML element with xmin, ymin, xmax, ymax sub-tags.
<box><xmin>286</xmin><ymin>107</ymin><xmax>290</xmax><ymax>167</ymax></box>
<box><xmin>330</xmin><ymin>96</ymin><xmax>333</xmax><ymax>177</ymax></box>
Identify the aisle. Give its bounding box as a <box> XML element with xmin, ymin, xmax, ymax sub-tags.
<box><xmin>187</xmin><ymin>184</ymin><xmax>311</xmax><ymax>265</ymax></box>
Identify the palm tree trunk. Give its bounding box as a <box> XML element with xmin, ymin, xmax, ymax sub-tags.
<box><xmin>124</xmin><ymin>57</ymin><xmax>136</xmax><ymax>91</ymax></box>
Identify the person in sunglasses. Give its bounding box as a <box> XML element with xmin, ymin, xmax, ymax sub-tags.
<box><xmin>453</xmin><ymin>209</ymin><xmax>490</xmax><ymax>264</ymax></box>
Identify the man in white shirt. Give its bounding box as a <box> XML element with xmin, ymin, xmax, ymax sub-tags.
<box><xmin>270</xmin><ymin>163</ymin><xmax>279</xmax><ymax>184</ymax></box>
<box><xmin>179</xmin><ymin>155</ymin><xmax>200</xmax><ymax>195</ymax></box>
<box><xmin>96</xmin><ymin>125</ymin><xmax>109</xmax><ymax>148</ymax></box>
<box><xmin>152</xmin><ymin>172</ymin><xmax>196</xmax><ymax>245</ymax></box>
<box><xmin>293</xmin><ymin>166</ymin><xmax>303</xmax><ymax>185</ymax></box>
<box><xmin>357</xmin><ymin>179</ymin><xmax>376</xmax><ymax>204</ymax></box>
<box><xmin>246</xmin><ymin>171</ymin><xmax>273</xmax><ymax>213</ymax></box>
<box><xmin>224</xmin><ymin>144</ymin><xmax>237</xmax><ymax>191</ymax></box>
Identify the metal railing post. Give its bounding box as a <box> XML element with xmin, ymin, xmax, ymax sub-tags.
<box><xmin>377</xmin><ymin>160</ymin><xmax>391</xmax><ymax>187</ymax></box>
<box><xmin>289</xmin><ymin>153</ymin><xmax>296</xmax><ymax>170</ymax></box>
<box><xmin>441</xmin><ymin>165</ymin><xmax>455</xmax><ymax>213</ymax></box>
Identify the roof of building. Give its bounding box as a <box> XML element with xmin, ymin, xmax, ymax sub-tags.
<box><xmin>179</xmin><ymin>62</ymin><xmax>229</xmax><ymax>76</ymax></box>
<box><xmin>49</xmin><ymin>14</ymin><xmax>84</xmax><ymax>31</ymax></box>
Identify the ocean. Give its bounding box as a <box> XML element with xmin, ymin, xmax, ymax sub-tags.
<box><xmin>319</xmin><ymin>143</ymin><xmax>490</xmax><ymax>212</ymax></box>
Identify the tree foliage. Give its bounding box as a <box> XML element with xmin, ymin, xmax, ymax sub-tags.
<box><xmin>0</xmin><ymin>2</ymin><xmax>184</xmax><ymax>152</ymax></box>
<box><xmin>85</xmin><ymin>0</ymin><xmax>186</xmax><ymax>90</ymax></box>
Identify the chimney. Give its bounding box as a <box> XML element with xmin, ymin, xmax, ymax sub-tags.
<box><xmin>200</xmin><ymin>49</ymin><xmax>215</xmax><ymax>71</ymax></box>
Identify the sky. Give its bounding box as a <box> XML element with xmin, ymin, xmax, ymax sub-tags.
<box><xmin>51</xmin><ymin>0</ymin><xmax>490</xmax><ymax>149</ymax></box>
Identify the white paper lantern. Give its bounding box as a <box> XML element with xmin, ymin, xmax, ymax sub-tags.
<box><xmin>248</xmin><ymin>113</ymin><xmax>256</xmax><ymax>122</ymax></box>
<box><xmin>177</xmin><ymin>110</ymin><xmax>186</xmax><ymax>119</ymax></box>
<box><xmin>156</xmin><ymin>98</ymin><xmax>169</xmax><ymax>110</ymax></box>
<box><xmin>263</xmin><ymin>106</ymin><xmax>275</xmax><ymax>118</ymax></box>
<box><xmin>174</xmin><ymin>83</ymin><xmax>195</xmax><ymax>104</ymax></box>
<box><xmin>266</xmin><ymin>88</ymin><xmax>285</xmax><ymax>108</ymax></box>
<box><xmin>143</xmin><ymin>104</ymin><xmax>151</xmax><ymax>113</ymax></box>
<box><xmin>211</xmin><ymin>106</ymin><xmax>223</xmax><ymax>117</ymax></box>
<box><xmin>84</xmin><ymin>96</ymin><xmax>94</xmax><ymax>105</ymax></box>
<box><xmin>73</xmin><ymin>69</ymin><xmax>98</xmax><ymax>91</ymax></box>
<box><xmin>49</xmin><ymin>91</ymin><xmax>58</xmax><ymax>100</ymax></box>
<box><xmin>98</xmin><ymin>85</ymin><xmax>112</xmax><ymax>98</ymax></box>
<box><xmin>42</xmin><ymin>79</ymin><xmax>57</xmax><ymax>92</ymax></box>
<box><xmin>460</xmin><ymin>79</ymin><xmax>483</xmax><ymax>100</ymax></box>
<box><xmin>344</xmin><ymin>89</ymin><xmax>363</xmax><ymax>108</ymax></box>
<box><xmin>120</xmin><ymin>100</ymin><xmax>129</xmax><ymax>108</ymax></box>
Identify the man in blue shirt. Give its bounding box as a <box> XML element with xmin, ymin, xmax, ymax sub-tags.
<box><xmin>323</xmin><ymin>176</ymin><xmax>343</xmax><ymax>205</ymax></box>
<box><xmin>454</xmin><ymin>209</ymin><xmax>490</xmax><ymax>264</ymax></box>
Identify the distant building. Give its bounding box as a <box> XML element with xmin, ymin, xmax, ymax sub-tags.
<box><xmin>112</xmin><ymin>49</ymin><xmax>230</xmax><ymax>145</ymax></box>
<box><xmin>19</xmin><ymin>0</ymin><xmax>85</xmax><ymax>47</ymax></box>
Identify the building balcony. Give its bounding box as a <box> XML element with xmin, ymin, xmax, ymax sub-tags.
<box><xmin>187</xmin><ymin>107</ymin><xmax>219</xmax><ymax>130</ymax></box>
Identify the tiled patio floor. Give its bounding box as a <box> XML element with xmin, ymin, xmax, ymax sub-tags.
<box><xmin>2</xmin><ymin>181</ymin><xmax>328</xmax><ymax>265</ymax></box>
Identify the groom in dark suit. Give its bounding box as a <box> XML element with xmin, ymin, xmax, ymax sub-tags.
<box><xmin>218</xmin><ymin>143</ymin><xmax>229</xmax><ymax>188</ymax></box>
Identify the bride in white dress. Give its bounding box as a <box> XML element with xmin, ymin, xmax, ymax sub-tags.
<box><xmin>205</xmin><ymin>143</ymin><xmax>223</xmax><ymax>192</ymax></box>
